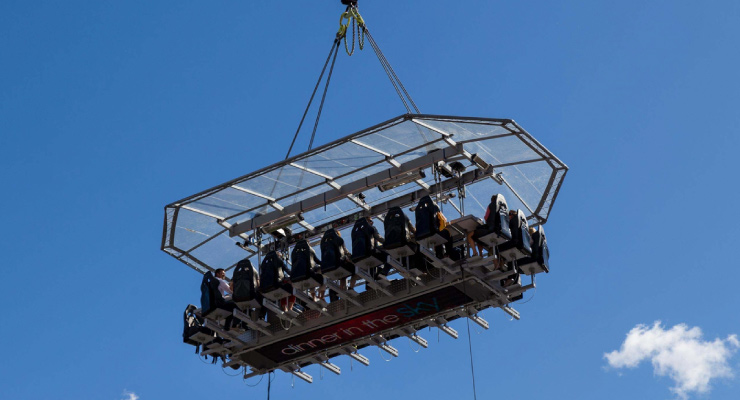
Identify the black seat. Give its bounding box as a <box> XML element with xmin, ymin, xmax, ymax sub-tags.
<box><xmin>518</xmin><ymin>226</ymin><xmax>550</xmax><ymax>275</ymax></box>
<box><xmin>498</xmin><ymin>209</ymin><xmax>533</xmax><ymax>261</ymax></box>
<box><xmin>351</xmin><ymin>218</ymin><xmax>385</xmax><ymax>270</ymax></box>
<box><xmin>500</xmin><ymin>263</ymin><xmax>524</xmax><ymax>302</ymax></box>
<box><xmin>384</xmin><ymin>206</ymin><xmax>416</xmax><ymax>258</ymax></box>
<box><xmin>259</xmin><ymin>251</ymin><xmax>292</xmax><ymax>301</ymax></box>
<box><xmin>475</xmin><ymin>194</ymin><xmax>512</xmax><ymax>247</ymax></box>
<box><xmin>232</xmin><ymin>258</ymin><xmax>261</xmax><ymax>310</ymax></box>
<box><xmin>414</xmin><ymin>195</ymin><xmax>447</xmax><ymax>247</ymax></box>
<box><xmin>290</xmin><ymin>239</ymin><xmax>324</xmax><ymax>290</ymax></box>
<box><xmin>200</xmin><ymin>271</ymin><xmax>236</xmax><ymax>319</ymax></box>
<box><xmin>320</xmin><ymin>228</ymin><xmax>355</xmax><ymax>279</ymax></box>
<box><xmin>183</xmin><ymin>304</ymin><xmax>213</xmax><ymax>346</ymax></box>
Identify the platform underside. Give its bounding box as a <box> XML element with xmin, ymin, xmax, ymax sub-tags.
<box><xmin>195</xmin><ymin>251</ymin><xmax>532</xmax><ymax>378</ymax></box>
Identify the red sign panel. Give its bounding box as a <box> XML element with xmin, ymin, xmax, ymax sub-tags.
<box><xmin>256</xmin><ymin>286</ymin><xmax>471</xmax><ymax>363</ymax></box>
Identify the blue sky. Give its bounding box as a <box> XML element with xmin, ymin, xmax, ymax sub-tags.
<box><xmin>1</xmin><ymin>1</ymin><xmax>739</xmax><ymax>399</ymax></box>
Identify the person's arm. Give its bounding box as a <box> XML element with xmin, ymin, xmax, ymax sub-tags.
<box><xmin>406</xmin><ymin>217</ymin><xmax>416</xmax><ymax>234</ymax></box>
<box><xmin>310</xmin><ymin>246</ymin><xmax>321</xmax><ymax>264</ymax></box>
<box><xmin>484</xmin><ymin>206</ymin><xmax>490</xmax><ymax>221</ymax></box>
<box><xmin>372</xmin><ymin>226</ymin><xmax>385</xmax><ymax>243</ymax></box>
<box><xmin>218</xmin><ymin>279</ymin><xmax>231</xmax><ymax>295</ymax></box>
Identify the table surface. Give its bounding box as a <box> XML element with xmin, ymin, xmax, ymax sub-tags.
<box><xmin>448</xmin><ymin>215</ymin><xmax>483</xmax><ymax>233</ymax></box>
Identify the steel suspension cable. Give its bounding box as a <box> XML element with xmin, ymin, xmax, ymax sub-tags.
<box><xmin>309</xmin><ymin>41</ymin><xmax>341</xmax><ymax>150</ymax></box>
<box><xmin>285</xmin><ymin>39</ymin><xmax>341</xmax><ymax>159</ymax></box>
<box><xmin>361</xmin><ymin>27</ymin><xmax>410</xmax><ymax>112</ymax></box>
<box><xmin>361</xmin><ymin>26</ymin><xmax>420</xmax><ymax>113</ymax></box>
<box><xmin>285</xmin><ymin>2</ymin><xmax>420</xmax><ymax>161</ymax></box>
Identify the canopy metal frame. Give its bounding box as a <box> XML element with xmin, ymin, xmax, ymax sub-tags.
<box><xmin>162</xmin><ymin>114</ymin><xmax>568</xmax><ymax>275</ymax></box>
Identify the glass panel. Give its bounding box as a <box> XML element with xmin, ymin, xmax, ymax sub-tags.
<box><xmin>497</xmin><ymin>159</ymin><xmax>554</xmax><ymax>215</ymax></box>
<box><xmin>414</xmin><ymin>119</ymin><xmax>510</xmax><ymax>142</ymax></box>
<box><xmin>334</xmin><ymin>161</ymin><xmax>391</xmax><ymax>187</ymax></box>
<box><xmin>190</xmin><ymin>194</ymin><xmax>249</xmax><ymax>219</ymax></box>
<box><xmin>213</xmin><ymin>187</ymin><xmax>269</xmax><ymax>210</ymax></box>
<box><xmin>238</xmin><ymin>165</ymin><xmax>326</xmax><ymax>200</ymax></box>
<box><xmin>294</xmin><ymin>142</ymin><xmax>385</xmax><ymax>179</ymax></box>
<box><xmin>173</xmin><ymin>208</ymin><xmax>224</xmax><ymax>251</ymax></box>
<box><xmin>191</xmin><ymin>231</ymin><xmax>247</xmax><ymax>272</ymax></box>
<box><xmin>301</xmin><ymin>197</ymin><xmax>362</xmax><ymax>228</ymax></box>
<box><xmin>359</xmin><ymin>120</ymin><xmax>443</xmax><ymax>156</ymax></box>
<box><xmin>467</xmin><ymin>136</ymin><xmax>540</xmax><ymax>166</ymax></box>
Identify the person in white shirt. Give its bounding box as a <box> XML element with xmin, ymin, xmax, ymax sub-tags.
<box><xmin>214</xmin><ymin>268</ymin><xmax>233</xmax><ymax>297</ymax></box>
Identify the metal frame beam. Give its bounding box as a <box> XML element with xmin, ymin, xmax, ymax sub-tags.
<box><xmin>229</xmin><ymin>144</ymin><xmax>463</xmax><ymax>237</ymax></box>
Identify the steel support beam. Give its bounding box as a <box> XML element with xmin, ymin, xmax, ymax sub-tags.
<box><xmin>229</xmin><ymin>145</ymin><xmax>462</xmax><ymax>237</ymax></box>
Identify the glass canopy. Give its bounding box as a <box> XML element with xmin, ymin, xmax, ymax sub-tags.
<box><xmin>161</xmin><ymin>114</ymin><xmax>568</xmax><ymax>275</ymax></box>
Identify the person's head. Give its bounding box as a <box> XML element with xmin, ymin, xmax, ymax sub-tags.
<box><xmin>215</xmin><ymin>268</ymin><xmax>226</xmax><ymax>279</ymax></box>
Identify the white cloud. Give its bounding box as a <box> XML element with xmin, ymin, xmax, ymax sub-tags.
<box><xmin>604</xmin><ymin>321</ymin><xmax>739</xmax><ymax>399</ymax></box>
<box><xmin>121</xmin><ymin>390</ymin><xmax>139</xmax><ymax>400</ymax></box>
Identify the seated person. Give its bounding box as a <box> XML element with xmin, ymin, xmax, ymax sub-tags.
<box><xmin>384</xmin><ymin>206</ymin><xmax>416</xmax><ymax>248</ymax></box>
<box><xmin>214</xmin><ymin>268</ymin><xmax>233</xmax><ymax>297</ymax></box>
<box><xmin>467</xmin><ymin>194</ymin><xmax>511</xmax><ymax>258</ymax></box>
<box><xmin>200</xmin><ymin>271</ymin><xmax>238</xmax><ymax>330</ymax></box>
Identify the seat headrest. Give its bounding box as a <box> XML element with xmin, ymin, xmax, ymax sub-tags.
<box><xmin>322</xmin><ymin>228</ymin><xmax>339</xmax><ymax>242</ymax></box>
<box><xmin>517</xmin><ymin>210</ymin><xmax>528</xmax><ymax>227</ymax></box>
<box><xmin>419</xmin><ymin>195</ymin><xmax>436</xmax><ymax>206</ymax></box>
<box><xmin>492</xmin><ymin>194</ymin><xmax>508</xmax><ymax>212</ymax></box>
<box><xmin>236</xmin><ymin>258</ymin><xmax>255</xmax><ymax>272</ymax></box>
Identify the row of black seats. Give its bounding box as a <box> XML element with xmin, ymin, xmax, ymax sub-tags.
<box><xmin>198</xmin><ymin>194</ymin><xmax>550</xmax><ymax>318</ymax></box>
<box><xmin>470</xmin><ymin>194</ymin><xmax>550</xmax><ymax>275</ymax></box>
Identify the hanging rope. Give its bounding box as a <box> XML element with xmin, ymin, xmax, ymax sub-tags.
<box><xmin>460</xmin><ymin>269</ymin><xmax>479</xmax><ymax>400</ymax></box>
<box><xmin>243</xmin><ymin>374</ymin><xmax>264</xmax><ymax>387</ymax></box>
<box><xmin>266</xmin><ymin>371</ymin><xmax>273</xmax><ymax>400</ymax></box>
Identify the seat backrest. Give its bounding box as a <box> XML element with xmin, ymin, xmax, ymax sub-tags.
<box><xmin>320</xmin><ymin>229</ymin><xmax>343</xmax><ymax>269</ymax></box>
<box><xmin>485</xmin><ymin>194</ymin><xmax>509</xmax><ymax>232</ymax></box>
<box><xmin>384</xmin><ymin>206</ymin><xmax>409</xmax><ymax>247</ymax></box>
<box><xmin>351</xmin><ymin>218</ymin><xmax>374</xmax><ymax>259</ymax></box>
<box><xmin>509</xmin><ymin>209</ymin><xmax>532</xmax><ymax>253</ymax></box>
<box><xmin>259</xmin><ymin>251</ymin><xmax>286</xmax><ymax>292</ymax></box>
<box><xmin>531</xmin><ymin>226</ymin><xmax>549</xmax><ymax>271</ymax></box>
<box><xmin>200</xmin><ymin>271</ymin><xmax>224</xmax><ymax>314</ymax></box>
<box><xmin>415</xmin><ymin>195</ymin><xmax>440</xmax><ymax>238</ymax></box>
<box><xmin>291</xmin><ymin>239</ymin><xmax>315</xmax><ymax>280</ymax></box>
<box><xmin>232</xmin><ymin>258</ymin><xmax>258</xmax><ymax>302</ymax></box>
